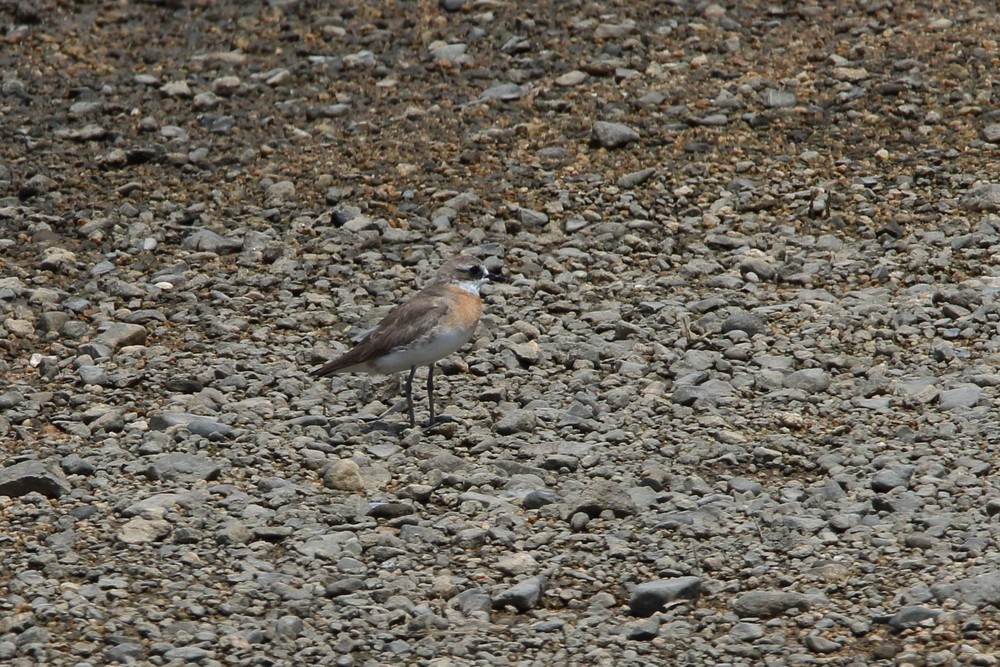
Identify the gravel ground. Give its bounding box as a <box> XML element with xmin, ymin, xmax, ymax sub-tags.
<box><xmin>2</xmin><ymin>0</ymin><xmax>1000</xmax><ymax>665</ymax></box>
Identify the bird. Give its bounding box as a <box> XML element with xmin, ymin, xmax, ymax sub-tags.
<box><xmin>311</xmin><ymin>254</ymin><xmax>504</xmax><ymax>428</ymax></box>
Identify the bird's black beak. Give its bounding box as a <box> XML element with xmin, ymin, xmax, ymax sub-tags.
<box><xmin>487</xmin><ymin>267</ymin><xmax>506</xmax><ymax>282</ymax></box>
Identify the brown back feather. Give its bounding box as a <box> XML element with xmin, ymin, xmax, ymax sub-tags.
<box><xmin>311</xmin><ymin>283</ymin><xmax>453</xmax><ymax>377</ymax></box>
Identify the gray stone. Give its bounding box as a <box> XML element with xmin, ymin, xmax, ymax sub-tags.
<box><xmin>566</xmin><ymin>479</ymin><xmax>637</xmax><ymax>518</ymax></box>
<box><xmin>0</xmin><ymin>460</ymin><xmax>71</xmax><ymax>498</ymax></box>
<box><xmin>804</xmin><ymin>634</ymin><xmax>841</xmax><ymax>653</ymax></box>
<box><xmin>887</xmin><ymin>606</ymin><xmax>942</xmax><ymax>629</ymax></box>
<box><xmin>730</xmin><ymin>621</ymin><xmax>764</xmax><ymax>641</ymax></box>
<box><xmin>105</xmin><ymin>643</ymin><xmax>146</xmax><ymax>662</ymax></box>
<box><xmin>629</xmin><ymin>577</ymin><xmax>703</xmax><ymax>617</ymax></box>
<box><xmin>931</xmin><ymin>572</ymin><xmax>1000</xmax><ymax>607</ymax></box>
<box><xmin>163</xmin><ymin>646</ymin><xmax>211</xmax><ymax>661</ymax></box>
<box><xmin>721</xmin><ymin>311</ymin><xmax>767</xmax><ymax>336</ymax></box>
<box><xmin>95</xmin><ymin>322</ymin><xmax>147</xmax><ymax>350</ymax></box>
<box><xmin>871</xmin><ymin>465</ymin><xmax>913</xmax><ymax>492</ymax></box>
<box><xmin>148</xmin><ymin>412</ymin><xmax>237</xmax><ymax>438</ymax></box>
<box><xmin>296</xmin><ymin>533</ymin><xmax>353</xmax><ymax>560</ymax></box>
<box><xmin>118</xmin><ymin>517</ymin><xmax>172</xmax><ymax>544</ymax></box>
<box><xmin>216</xmin><ymin>522</ymin><xmax>254</xmax><ymax>545</ymax></box>
<box><xmin>492</xmin><ymin>576</ymin><xmax>547</xmax><ymax>612</ymax></box>
<box><xmin>591</xmin><ymin>121</ymin><xmax>639</xmax><ymax>148</ymax></box>
<box><xmin>939</xmin><ymin>384</ymin><xmax>981</xmax><ymax>409</ymax></box>
<box><xmin>60</xmin><ymin>453</ymin><xmax>96</xmax><ymax>476</ymax></box>
<box><xmin>478</xmin><ymin>82</ymin><xmax>524</xmax><ymax>102</ymax></box>
<box><xmin>145</xmin><ymin>453</ymin><xmax>222</xmax><ymax>482</ymax></box>
<box><xmin>624</xmin><ymin>617</ymin><xmax>660</xmax><ymax>640</ymax></box>
<box><xmin>495</xmin><ymin>409</ymin><xmax>536</xmax><ymax>435</ymax></box>
<box><xmin>782</xmin><ymin>368</ymin><xmax>831</xmax><ymax>393</ymax></box>
<box><xmin>78</xmin><ymin>365</ymin><xmax>111</xmax><ymax>386</ymax></box>
<box><xmin>961</xmin><ymin>183</ymin><xmax>1000</xmax><ymax>211</ymax></box>
<box><xmin>617</xmin><ymin>168</ymin><xmax>656</xmax><ymax>188</ymax></box>
<box><xmin>732</xmin><ymin>591</ymin><xmax>813</xmax><ymax>618</ymax></box>
<box><xmin>495</xmin><ymin>553</ymin><xmax>539</xmax><ymax>576</ymax></box>
<box><xmin>324</xmin><ymin>459</ymin><xmax>366</xmax><ymax>491</ymax></box>
<box><xmin>761</xmin><ymin>89</ymin><xmax>797</xmax><ymax>108</ymax></box>
<box><xmin>181</xmin><ymin>229</ymin><xmax>243</xmax><ymax>253</ymax></box>
<box><xmin>0</xmin><ymin>389</ymin><xmax>24</xmax><ymax>408</ymax></box>
<box><xmin>272</xmin><ymin>614</ymin><xmax>304</xmax><ymax>640</ymax></box>
<box><xmin>671</xmin><ymin>379</ymin><xmax>736</xmax><ymax>405</ymax></box>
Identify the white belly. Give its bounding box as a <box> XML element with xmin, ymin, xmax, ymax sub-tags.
<box><xmin>371</xmin><ymin>326</ymin><xmax>474</xmax><ymax>374</ymax></box>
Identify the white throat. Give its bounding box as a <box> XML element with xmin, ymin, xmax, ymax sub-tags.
<box><xmin>455</xmin><ymin>278</ymin><xmax>485</xmax><ymax>295</ymax></box>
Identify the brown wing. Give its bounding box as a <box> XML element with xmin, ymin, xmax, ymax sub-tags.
<box><xmin>311</xmin><ymin>284</ymin><xmax>452</xmax><ymax>377</ymax></box>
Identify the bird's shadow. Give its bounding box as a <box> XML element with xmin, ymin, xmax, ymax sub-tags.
<box><xmin>315</xmin><ymin>414</ymin><xmax>455</xmax><ymax>439</ymax></box>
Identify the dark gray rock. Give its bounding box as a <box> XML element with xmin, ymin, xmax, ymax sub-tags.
<box><xmin>95</xmin><ymin>322</ymin><xmax>147</xmax><ymax>350</ymax></box>
<box><xmin>732</xmin><ymin>591</ymin><xmax>813</xmax><ymax>618</ymax></box>
<box><xmin>617</xmin><ymin>168</ymin><xmax>656</xmax><ymax>188</ymax></box>
<box><xmin>629</xmin><ymin>577</ymin><xmax>703</xmax><ymax>617</ymax></box>
<box><xmin>0</xmin><ymin>460</ymin><xmax>71</xmax><ymax>498</ymax></box>
<box><xmin>566</xmin><ymin>479</ymin><xmax>637</xmax><ymax>518</ymax></box>
<box><xmin>887</xmin><ymin>606</ymin><xmax>942</xmax><ymax>629</ymax></box>
<box><xmin>148</xmin><ymin>412</ymin><xmax>237</xmax><ymax>438</ymax></box>
<box><xmin>495</xmin><ymin>409</ymin><xmax>537</xmax><ymax>435</ymax></box>
<box><xmin>961</xmin><ymin>183</ymin><xmax>1000</xmax><ymax>211</ymax></box>
<box><xmin>721</xmin><ymin>311</ymin><xmax>767</xmax><ymax>336</ymax></box>
<box><xmin>181</xmin><ymin>229</ymin><xmax>243</xmax><ymax>253</ymax></box>
<box><xmin>939</xmin><ymin>384</ymin><xmax>981</xmax><ymax>409</ymax></box>
<box><xmin>931</xmin><ymin>572</ymin><xmax>1000</xmax><ymax>607</ymax></box>
<box><xmin>591</xmin><ymin>121</ymin><xmax>639</xmax><ymax>148</ymax></box>
<box><xmin>492</xmin><ymin>576</ymin><xmax>547</xmax><ymax>612</ymax></box>
<box><xmin>761</xmin><ymin>89</ymin><xmax>797</xmax><ymax>108</ymax></box>
<box><xmin>0</xmin><ymin>389</ymin><xmax>24</xmax><ymax>409</ymax></box>
<box><xmin>60</xmin><ymin>453</ymin><xmax>96</xmax><ymax>476</ymax></box>
<box><xmin>782</xmin><ymin>368</ymin><xmax>831</xmax><ymax>393</ymax></box>
<box><xmin>871</xmin><ymin>465</ymin><xmax>913</xmax><ymax>492</ymax></box>
<box><xmin>624</xmin><ymin>617</ymin><xmax>660</xmax><ymax>640</ymax></box>
<box><xmin>145</xmin><ymin>453</ymin><xmax>222</xmax><ymax>482</ymax></box>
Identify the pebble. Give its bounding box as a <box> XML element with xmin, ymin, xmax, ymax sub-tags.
<box><xmin>961</xmin><ymin>183</ymin><xmax>1000</xmax><ymax>211</ymax></box>
<box><xmin>145</xmin><ymin>453</ymin><xmax>222</xmax><ymax>482</ymax></box>
<box><xmin>95</xmin><ymin>322</ymin><xmax>147</xmax><ymax>350</ymax></box>
<box><xmin>720</xmin><ymin>311</ymin><xmax>767</xmax><ymax>336</ymax></box>
<box><xmin>782</xmin><ymin>368</ymin><xmax>831</xmax><ymax>393</ymax></box>
<box><xmin>495</xmin><ymin>409</ymin><xmax>537</xmax><ymax>435</ymax></box>
<box><xmin>0</xmin><ymin>460</ymin><xmax>71</xmax><ymax>498</ymax></box>
<box><xmin>555</xmin><ymin>70</ymin><xmax>587</xmax><ymax>87</ymax></box>
<box><xmin>939</xmin><ymin>384</ymin><xmax>981</xmax><ymax>409</ymax></box>
<box><xmin>148</xmin><ymin>412</ymin><xmax>237</xmax><ymax>438</ymax></box>
<box><xmin>629</xmin><ymin>577</ymin><xmax>703</xmax><ymax>617</ymax></box>
<box><xmin>492</xmin><ymin>576</ymin><xmax>548</xmax><ymax>612</ymax></box>
<box><xmin>761</xmin><ymin>89</ymin><xmax>797</xmax><ymax>108</ymax></box>
<box><xmin>324</xmin><ymin>459</ymin><xmax>366</xmax><ymax>492</ymax></box>
<box><xmin>118</xmin><ymin>517</ymin><xmax>172</xmax><ymax>544</ymax></box>
<box><xmin>591</xmin><ymin>121</ymin><xmax>639</xmax><ymax>148</ymax></box>
<box><xmin>732</xmin><ymin>591</ymin><xmax>814</xmax><ymax>618</ymax></box>
<box><xmin>888</xmin><ymin>606</ymin><xmax>942</xmax><ymax>629</ymax></box>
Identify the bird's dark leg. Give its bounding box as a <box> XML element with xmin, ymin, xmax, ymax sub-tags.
<box><xmin>405</xmin><ymin>365</ymin><xmax>417</xmax><ymax>428</ymax></box>
<box><xmin>426</xmin><ymin>363</ymin><xmax>435</xmax><ymax>425</ymax></box>
<box><xmin>423</xmin><ymin>364</ymin><xmax>456</xmax><ymax>430</ymax></box>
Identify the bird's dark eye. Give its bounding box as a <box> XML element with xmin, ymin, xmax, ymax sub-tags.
<box><xmin>467</xmin><ymin>265</ymin><xmax>484</xmax><ymax>277</ymax></box>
